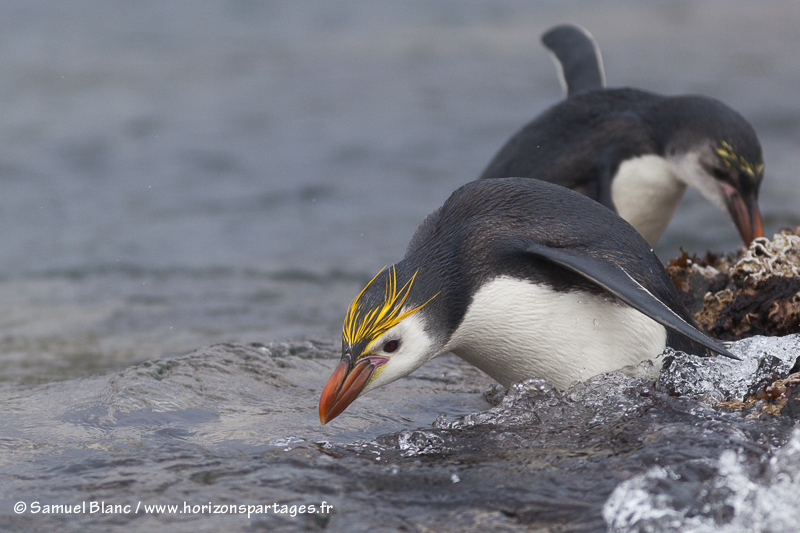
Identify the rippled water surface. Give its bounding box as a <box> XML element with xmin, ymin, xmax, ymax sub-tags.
<box><xmin>1</xmin><ymin>1</ymin><xmax>799</xmax><ymax>531</ymax></box>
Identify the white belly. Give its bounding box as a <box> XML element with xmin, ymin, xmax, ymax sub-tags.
<box><xmin>611</xmin><ymin>155</ymin><xmax>687</xmax><ymax>246</ymax></box>
<box><xmin>443</xmin><ymin>276</ymin><xmax>667</xmax><ymax>389</ymax></box>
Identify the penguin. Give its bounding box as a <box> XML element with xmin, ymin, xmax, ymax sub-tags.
<box><xmin>319</xmin><ymin>178</ymin><xmax>737</xmax><ymax>424</ymax></box>
<box><xmin>479</xmin><ymin>24</ymin><xmax>765</xmax><ymax>247</ymax></box>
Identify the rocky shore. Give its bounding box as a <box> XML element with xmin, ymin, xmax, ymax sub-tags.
<box><xmin>667</xmin><ymin>226</ymin><xmax>800</xmax><ymax>340</ymax></box>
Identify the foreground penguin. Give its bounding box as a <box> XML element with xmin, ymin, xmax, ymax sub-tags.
<box><xmin>319</xmin><ymin>178</ymin><xmax>737</xmax><ymax>424</ymax></box>
<box><xmin>480</xmin><ymin>24</ymin><xmax>765</xmax><ymax>247</ymax></box>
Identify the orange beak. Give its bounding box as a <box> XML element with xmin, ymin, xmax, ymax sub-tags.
<box><xmin>319</xmin><ymin>355</ymin><xmax>387</xmax><ymax>425</ymax></box>
<box><xmin>720</xmin><ymin>182</ymin><xmax>764</xmax><ymax>247</ymax></box>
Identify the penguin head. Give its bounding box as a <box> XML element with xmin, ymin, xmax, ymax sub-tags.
<box><xmin>706</xmin><ymin>139</ymin><xmax>764</xmax><ymax>245</ymax></box>
<box><xmin>319</xmin><ymin>265</ymin><xmax>442</xmax><ymax>424</ymax></box>
<box><xmin>657</xmin><ymin>96</ymin><xmax>764</xmax><ymax>246</ymax></box>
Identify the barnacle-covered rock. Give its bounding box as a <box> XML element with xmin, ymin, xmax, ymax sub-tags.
<box><xmin>754</xmin><ymin>372</ymin><xmax>800</xmax><ymax>417</ymax></box>
<box><xmin>667</xmin><ymin>226</ymin><xmax>800</xmax><ymax>340</ymax></box>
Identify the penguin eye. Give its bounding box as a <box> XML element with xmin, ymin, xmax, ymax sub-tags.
<box><xmin>383</xmin><ymin>340</ymin><xmax>399</xmax><ymax>353</ymax></box>
<box><xmin>711</xmin><ymin>167</ymin><xmax>729</xmax><ymax>181</ymax></box>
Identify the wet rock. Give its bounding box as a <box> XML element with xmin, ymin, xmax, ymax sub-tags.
<box><xmin>666</xmin><ymin>250</ymin><xmax>733</xmax><ymax>315</ymax></box>
<box><xmin>757</xmin><ymin>372</ymin><xmax>800</xmax><ymax>417</ymax></box>
<box><xmin>657</xmin><ymin>334</ymin><xmax>800</xmax><ymax>404</ymax></box>
<box><xmin>667</xmin><ymin>226</ymin><xmax>800</xmax><ymax>340</ymax></box>
<box><xmin>339</xmin><ymin>366</ymin><xmax>791</xmax><ymax>532</ymax></box>
<box><xmin>330</xmin><ymin>339</ymin><xmax>797</xmax><ymax>532</ymax></box>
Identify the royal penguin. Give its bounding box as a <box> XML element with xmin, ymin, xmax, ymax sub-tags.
<box><xmin>480</xmin><ymin>24</ymin><xmax>765</xmax><ymax>247</ymax></box>
<box><xmin>320</xmin><ymin>178</ymin><xmax>736</xmax><ymax>423</ymax></box>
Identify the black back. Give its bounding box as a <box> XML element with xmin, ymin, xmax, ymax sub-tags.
<box><xmin>479</xmin><ymin>89</ymin><xmax>762</xmax><ymax>212</ymax></box>
<box><xmin>479</xmin><ymin>89</ymin><xmax>662</xmax><ymax>210</ymax></box>
<box><xmin>368</xmin><ymin>178</ymin><xmax>727</xmax><ymax>356</ymax></box>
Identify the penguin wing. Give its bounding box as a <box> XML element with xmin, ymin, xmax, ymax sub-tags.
<box><xmin>521</xmin><ymin>241</ymin><xmax>739</xmax><ymax>360</ymax></box>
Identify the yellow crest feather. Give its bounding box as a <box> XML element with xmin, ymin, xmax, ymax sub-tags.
<box><xmin>342</xmin><ymin>266</ymin><xmax>435</xmax><ymax>348</ymax></box>
<box><xmin>714</xmin><ymin>140</ymin><xmax>764</xmax><ymax>179</ymax></box>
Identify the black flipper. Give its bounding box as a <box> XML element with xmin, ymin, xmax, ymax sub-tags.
<box><xmin>542</xmin><ymin>24</ymin><xmax>605</xmax><ymax>98</ymax></box>
<box><xmin>521</xmin><ymin>241</ymin><xmax>739</xmax><ymax>360</ymax></box>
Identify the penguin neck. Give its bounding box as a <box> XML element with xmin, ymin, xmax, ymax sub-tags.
<box><xmin>442</xmin><ymin>276</ymin><xmax>667</xmax><ymax>389</ymax></box>
<box><xmin>621</xmin><ymin>95</ymin><xmax>743</xmax><ymax>241</ymax></box>
<box><xmin>610</xmin><ymin>154</ymin><xmax>688</xmax><ymax>246</ymax></box>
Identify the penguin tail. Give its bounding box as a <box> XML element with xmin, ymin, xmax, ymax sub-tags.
<box><xmin>542</xmin><ymin>24</ymin><xmax>606</xmax><ymax>98</ymax></box>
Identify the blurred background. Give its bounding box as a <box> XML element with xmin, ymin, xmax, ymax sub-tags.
<box><xmin>1</xmin><ymin>0</ymin><xmax>798</xmax><ymax>385</ymax></box>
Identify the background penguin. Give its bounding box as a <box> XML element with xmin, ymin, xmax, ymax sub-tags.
<box><xmin>319</xmin><ymin>178</ymin><xmax>737</xmax><ymax>424</ymax></box>
<box><xmin>479</xmin><ymin>24</ymin><xmax>765</xmax><ymax>247</ymax></box>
